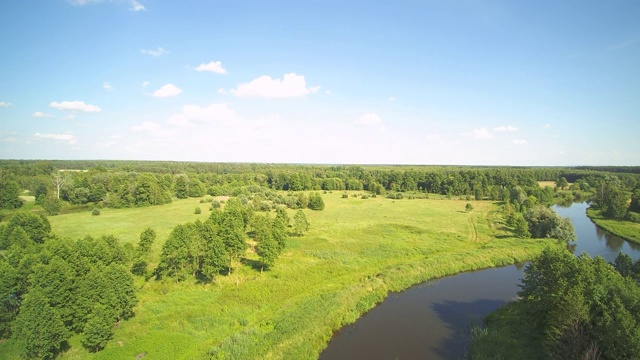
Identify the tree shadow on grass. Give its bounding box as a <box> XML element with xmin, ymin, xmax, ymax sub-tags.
<box><xmin>430</xmin><ymin>299</ymin><xmax>509</xmax><ymax>359</ymax></box>
<box><xmin>240</xmin><ymin>257</ymin><xmax>263</xmax><ymax>271</ymax></box>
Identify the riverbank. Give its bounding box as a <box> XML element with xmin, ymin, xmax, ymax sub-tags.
<box><xmin>586</xmin><ymin>208</ymin><xmax>640</xmax><ymax>245</ymax></box>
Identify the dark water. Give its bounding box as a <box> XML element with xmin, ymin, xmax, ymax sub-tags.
<box><xmin>319</xmin><ymin>202</ymin><xmax>640</xmax><ymax>360</ymax></box>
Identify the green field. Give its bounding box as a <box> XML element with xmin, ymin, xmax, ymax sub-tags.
<box><xmin>586</xmin><ymin>208</ymin><xmax>640</xmax><ymax>244</ymax></box>
<box><xmin>3</xmin><ymin>193</ymin><xmax>557</xmax><ymax>359</ymax></box>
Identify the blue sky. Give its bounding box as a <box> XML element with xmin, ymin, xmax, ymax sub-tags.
<box><xmin>0</xmin><ymin>0</ymin><xmax>639</xmax><ymax>165</ymax></box>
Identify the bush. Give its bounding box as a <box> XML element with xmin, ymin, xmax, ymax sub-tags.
<box><xmin>211</xmin><ymin>200</ymin><xmax>221</xmax><ymax>209</ymax></box>
<box><xmin>626</xmin><ymin>211</ymin><xmax>640</xmax><ymax>223</ymax></box>
<box><xmin>361</xmin><ymin>194</ymin><xmax>369</xmax><ymax>199</ymax></box>
<box><xmin>92</xmin><ymin>208</ymin><xmax>101</xmax><ymax>216</ymax></box>
<box><xmin>341</xmin><ymin>194</ymin><xmax>349</xmax><ymax>199</ymax></box>
<box><xmin>194</xmin><ymin>207</ymin><xmax>202</xmax><ymax>214</ymax></box>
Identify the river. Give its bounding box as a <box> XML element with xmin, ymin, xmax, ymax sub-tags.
<box><xmin>319</xmin><ymin>202</ymin><xmax>640</xmax><ymax>360</ymax></box>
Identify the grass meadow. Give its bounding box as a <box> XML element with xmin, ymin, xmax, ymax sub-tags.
<box><xmin>586</xmin><ymin>208</ymin><xmax>640</xmax><ymax>244</ymax></box>
<box><xmin>3</xmin><ymin>193</ymin><xmax>557</xmax><ymax>359</ymax></box>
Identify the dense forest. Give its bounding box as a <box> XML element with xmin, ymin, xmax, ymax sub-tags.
<box><xmin>1</xmin><ymin>160</ymin><xmax>640</xmax><ymax>358</ymax></box>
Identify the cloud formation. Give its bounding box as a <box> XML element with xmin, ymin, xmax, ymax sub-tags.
<box><xmin>131</xmin><ymin>121</ymin><xmax>171</xmax><ymax>137</ymax></box>
<box><xmin>32</xmin><ymin>112</ymin><xmax>54</xmax><ymax>118</ymax></box>
<box><xmin>141</xmin><ymin>47</ymin><xmax>168</xmax><ymax>57</ymax></box>
<box><xmin>230</xmin><ymin>73</ymin><xmax>317</xmax><ymax>99</ymax></box>
<box><xmin>462</xmin><ymin>127</ymin><xmax>493</xmax><ymax>140</ymax></box>
<box><xmin>102</xmin><ymin>82</ymin><xmax>113</xmax><ymax>91</ymax></box>
<box><xmin>34</xmin><ymin>133</ymin><xmax>77</xmax><ymax>144</ymax></box>
<box><xmin>0</xmin><ymin>101</ymin><xmax>11</xmax><ymax>107</ymax></box>
<box><xmin>152</xmin><ymin>84</ymin><xmax>182</xmax><ymax>98</ymax></box>
<box><xmin>493</xmin><ymin>125</ymin><xmax>517</xmax><ymax>132</ymax></box>
<box><xmin>50</xmin><ymin>101</ymin><xmax>101</xmax><ymax>113</ymax></box>
<box><xmin>194</xmin><ymin>61</ymin><xmax>227</xmax><ymax>74</ymax></box>
<box><xmin>513</xmin><ymin>139</ymin><xmax>528</xmax><ymax>145</ymax></box>
<box><xmin>168</xmin><ymin>103</ymin><xmax>239</xmax><ymax>126</ymax></box>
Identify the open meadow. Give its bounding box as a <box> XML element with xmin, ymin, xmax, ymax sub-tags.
<box><xmin>5</xmin><ymin>192</ymin><xmax>557</xmax><ymax>359</ymax></box>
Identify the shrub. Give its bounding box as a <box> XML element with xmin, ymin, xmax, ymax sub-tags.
<box><xmin>626</xmin><ymin>211</ymin><xmax>640</xmax><ymax>223</ymax></box>
<box><xmin>194</xmin><ymin>207</ymin><xmax>202</xmax><ymax>214</ymax></box>
<box><xmin>342</xmin><ymin>194</ymin><xmax>349</xmax><ymax>199</ymax></box>
<box><xmin>361</xmin><ymin>194</ymin><xmax>369</xmax><ymax>199</ymax></box>
<box><xmin>92</xmin><ymin>208</ymin><xmax>101</xmax><ymax>216</ymax></box>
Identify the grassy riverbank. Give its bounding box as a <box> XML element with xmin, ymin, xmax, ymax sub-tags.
<box><xmin>586</xmin><ymin>208</ymin><xmax>640</xmax><ymax>244</ymax></box>
<box><xmin>1</xmin><ymin>193</ymin><xmax>557</xmax><ymax>359</ymax></box>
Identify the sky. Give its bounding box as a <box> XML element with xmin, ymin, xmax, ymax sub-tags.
<box><xmin>0</xmin><ymin>0</ymin><xmax>639</xmax><ymax>166</ymax></box>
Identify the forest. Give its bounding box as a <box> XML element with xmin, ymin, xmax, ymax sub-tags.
<box><xmin>1</xmin><ymin>160</ymin><xmax>640</xmax><ymax>359</ymax></box>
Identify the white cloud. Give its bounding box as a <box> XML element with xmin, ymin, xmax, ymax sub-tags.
<box><xmin>325</xmin><ymin>90</ymin><xmax>332</xmax><ymax>95</ymax></box>
<box><xmin>230</xmin><ymin>73</ymin><xmax>317</xmax><ymax>99</ymax></box>
<box><xmin>542</xmin><ymin>123</ymin><xmax>551</xmax><ymax>129</ymax></box>
<box><xmin>310</xmin><ymin>86</ymin><xmax>321</xmax><ymax>94</ymax></box>
<box><xmin>141</xmin><ymin>47</ymin><xmax>168</xmax><ymax>57</ymax></box>
<box><xmin>0</xmin><ymin>101</ymin><xmax>11</xmax><ymax>107</ymax></box>
<box><xmin>513</xmin><ymin>139</ymin><xmax>528</xmax><ymax>145</ymax></box>
<box><xmin>355</xmin><ymin>112</ymin><xmax>382</xmax><ymax>126</ymax></box>
<box><xmin>168</xmin><ymin>103</ymin><xmax>239</xmax><ymax>126</ymax></box>
<box><xmin>461</xmin><ymin>127</ymin><xmax>493</xmax><ymax>140</ymax></box>
<box><xmin>68</xmin><ymin>0</ymin><xmax>145</xmax><ymax>11</ymax></box>
<box><xmin>34</xmin><ymin>133</ymin><xmax>77</xmax><ymax>144</ymax></box>
<box><xmin>194</xmin><ymin>61</ymin><xmax>227</xmax><ymax>74</ymax></box>
<box><xmin>151</xmin><ymin>84</ymin><xmax>182</xmax><ymax>98</ymax></box>
<box><xmin>142</xmin><ymin>81</ymin><xmax>150</xmax><ymax>87</ymax></box>
<box><xmin>493</xmin><ymin>125</ymin><xmax>517</xmax><ymax>132</ymax></box>
<box><xmin>49</xmin><ymin>101</ymin><xmax>101</xmax><ymax>113</ymax></box>
<box><xmin>32</xmin><ymin>112</ymin><xmax>54</xmax><ymax>118</ymax></box>
<box><xmin>218</xmin><ymin>88</ymin><xmax>227</xmax><ymax>94</ymax></box>
<box><xmin>102</xmin><ymin>82</ymin><xmax>113</xmax><ymax>91</ymax></box>
<box><xmin>131</xmin><ymin>121</ymin><xmax>171</xmax><ymax>137</ymax></box>
<box><xmin>389</xmin><ymin>96</ymin><xmax>396</xmax><ymax>101</ymax></box>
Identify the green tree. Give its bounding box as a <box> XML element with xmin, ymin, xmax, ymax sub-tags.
<box><xmin>12</xmin><ymin>288</ymin><xmax>69</xmax><ymax>360</ymax></box>
<box><xmin>555</xmin><ymin>177</ymin><xmax>569</xmax><ymax>190</ymax></box>
<box><xmin>293</xmin><ymin>210</ymin><xmax>310</xmax><ymax>236</ymax></box>
<box><xmin>272</xmin><ymin>216</ymin><xmax>288</xmax><ymax>251</ymax></box>
<box><xmin>0</xmin><ymin>212</ymin><xmax>51</xmax><ymax>249</ymax></box>
<box><xmin>629</xmin><ymin>188</ymin><xmax>640</xmax><ymax>213</ymax></box>
<box><xmin>0</xmin><ymin>180</ymin><xmax>22</xmax><ymax>209</ymax></box>
<box><xmin>275</xmin><ymin>207</ymin><xmax>289</xmax><ymax>227</ymax></box>
<box><xmin>41</xmin><ymin>195</ymin><xmax>62</xmax><ymax>215</ymax></box>
<box><xmin>104</xmin><ymin>264</ymin><xmax>137</xmax><ymax>320</ymax></box>
<box><xmin>513</xmin><ymin>213</ymin><xmax>531</xmax><ymax>238</ymax></box>
<box><xmin>82</xmin><ymin>303</ymin><xmax>114</xmax><ymax>352</ymax></box>
<box><xmin>219</xmin><ymin>209</ymin><xmax>247</xmax><ymax>285</ymax></box>
<box><xmin>197</xmin><ymin>219</ymin><xmax>228</xmax><ymax>281</ymax></box>
<box><xmin>138</xmin><ymin>227</ymin><xmax>156</xmax><ymax>255</ymax></box>
<box><xmin>602</xmin><ymin>183</ymin><xmax>629</xmax><ymax>219</ymax></box>
<box><xmin>175</xmin><ymin>175</ymin><xmax>189</xmax><ymax>199</ymax></box>
<box><xmin>30</xmin><ymin>256</ymin><xmax>77</xmax><ymax>329</ymax></box>
<box><xmin>0</xmin><ymin>260</ymin><xmax>19</xmax><ymax>338</ymax></box>
<box><xmin>307</xmin><ymin>192</ymin><xmax>325</xmax><ymax>210</ymax></box>
<box><xmin>465</xmin><ymin>203</ymin><xmax>474</xmax><ymax>212</ymax></box>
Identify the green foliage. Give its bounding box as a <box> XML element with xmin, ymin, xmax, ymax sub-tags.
<box><xmin>307</xmin><ymin>192</ymin><xmax>325</xmax><ymax>210</ymax></box>
<box><xmin>194</xmin><ymin>206</ymin><xmax>201</xmax><ymax>214</ymax></box>
<box><xmin>515</xmin><ymin>248</ymin><xmax>640</xmax><ymax>359</ymax></box>
<box><xmin>524</xmin><ymin>206</ymin><xmax>576</xmax><ymax>242</ymax></box>
<box><xmin>0</xmin><ymin>212</ymin><xmax>51</xmax><ymax>249</ymax></box>
<box><xmin>293</xmin><ymin>210</ymin><xmax>309</xmax><ymax>236</ymax></box>
<box><xmin>555</xmin><ymin>177</ymin><xmax>569</xmax><ymax>190</ymax></box>
<box><xmin>12</xmin><ymin>288</ymin><xmax>69</xmax><ymax>360</ymax></box>
<box><xmin>82</xmin><ymin>304</ymin><xmax>114</xmax><ymax>352</ymax></box>
<box><xmin>138</xmin><ymin>227</ymin><xmax>156</xmax><ymax>255</ymax></box>
<box><xmin>41</xmin><ymin>195</ymin><xmax>62</xmax><ymax>215</ymax></box>
<box><xmin>465</xmin><ymin>203</ymin><xmax>474</xmax><ymax>212</ymax></box>
<box><xmin>0</xmin><ymin>180</ymin><xmax>22</xmax><ymax>210</ymax></box>
<box><xmin>92</xmin><ymin>208</ymin><xmax>101</xmax><ymax>216</ymax></box>
<box><xmin>271</xmin><ymin>216</ymin><xmax>288</xmax><ymax>251</ymax></box>
<box><xmin>175</xmin><ymin>175</ymin><xmax>189</xmax><ymax>199</ymax></box>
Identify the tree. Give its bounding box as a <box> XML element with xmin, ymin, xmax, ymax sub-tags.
<box><xmin>197</xmin><ymin>219</ymin><xmax>227</xmax><ymax>281</ymax></box>
<box><xmin>513</xmin><ymin>213</ymin><xmax>531</xmax><ymax>238</ymax></box>
<box><xmin>629</xmin><ymin>188</ymin><xmax>640</xmax><ymax>213</ymax></box>
<box><xmin>82</xmin><ymin>304</ymin><xmax>114</xmax><ymax>352</ymax></box>
<box><xmin>103</xmin><ymin>264</ymin><xmax>137</xmax><ymax>320</ymax></box>
<box><xmin>52</xmin><ymin>171</ymin><xmax>65</xmax><ymax>199</ymax></box>
<box><xmin>0</xmin><ymin>180</ymin><xmax>22</xmax><ymax>209</ymax></box>
<box><xmin>272</xmin><ymin>216</ymin><xmax>288</xmax><ymax>251</ymax></box>
<box><xmin>0</xmin><ymin>212</ymin><xmax>51</xmax><ymax>248</ymax></box>
<box><xmin>524</xmin><ymin>206</ymin><xmax>575</xmax><ymax>242</ymax></box>
<box><xmin>256</xmin><ymin>234</ymin><xmax>278</xmax><ymax>271</ymax></box>
<box><xmin>602</xmin><ymin>184</ymin><xmax>629</xmax><ymax>220</ymax></box>
<box><xmin>175</xmin><ymin>175</ymin><xmax>189</xmax><ymax>199</ymax></box>
<box><xmin>465</xmin><ymin>203</ymin><xmax>474</xmax><ymax>212</ymax></box>
<box><xmin>41</xmin><ymin>195</ymin><xmax>62</xmax><ymax>215</ymax></box>
<box><xmin>12</xmin><ymin>288</ymin><xmax>69</xmax><ymax>360</ymax></box>
<box><xmin>307</xmin><ymin>192</ymin><xmax>325</xmax><ymax>210</ymax></box>
<box><xmin>138</xmin><ymin>227</ymin><xmax>156</xmax><ymax>255</ymax></box>
<box><xmin>275</xmin><ymin>207</ymin><xmax>289</xmax><ymax>227</ymax></box>
<box><xmin>556</xmin><ymin>177</ymin><xmax>569</xmax><ymax>190</ymax></box>
<box><xmin>219</xmin><ymin>208</ymin><xmax>247</xmax><ymax>285</ymax></box>
<box><xmin>0</xmin><ymin>261</ymin><xmax>19</xmax><ymax>338</ymax></box>
<box><xmin>293</xmin><ymin>210</ymin><xmax>309</xmax><ymax>236</ymax></box>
